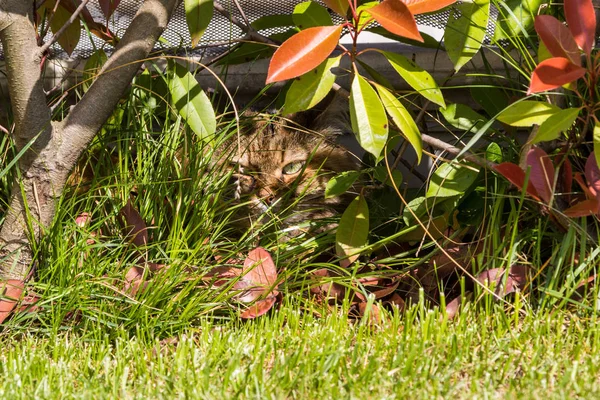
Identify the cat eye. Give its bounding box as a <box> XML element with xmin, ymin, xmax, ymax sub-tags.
<box><xmin>282</xmin><ymin>161</ymin><xmax>304</xmax><ymax>175</ymax></box>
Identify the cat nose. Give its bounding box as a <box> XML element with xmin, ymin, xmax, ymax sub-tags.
<box><xmin>258</xmin><ymin>188</ymin><xmax>276</xmax><ymax>205</ymax></box>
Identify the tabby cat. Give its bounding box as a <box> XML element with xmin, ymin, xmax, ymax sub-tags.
<box><xmin>213</xmin><ymin>107</ymin><xmax>361</xmax><ymax>236</ymax></box>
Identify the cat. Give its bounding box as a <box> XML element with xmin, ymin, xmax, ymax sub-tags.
<box><xmin>213</xmin><ymin>106</ymin><xmax>361</xmax><ymax>237</ymax></box>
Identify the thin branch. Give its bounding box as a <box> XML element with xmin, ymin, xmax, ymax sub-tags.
<box><xmin>39</xmin><ymin>0</ymin><xmax>90</xmax><ymax>55</ymax></box>
<box><xmin>213</xmin><ymin>1</ymin><xmax>278</xmax><ymax>45</ymax></box>
<box><xmin>231</xmin><ymin>0</ymin><xmax>250</xmax><ymax>27</ymax></box>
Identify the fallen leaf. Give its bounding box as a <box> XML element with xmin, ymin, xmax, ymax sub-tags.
<box><xmin>476</xmin><ymin>265</ymin><xmax>528</xmax><ymax>296</ymax></box>
<box><xmin>119</xmin><ymin>201</ymin><xmax>149</xmax><ymax>247</ymax></box>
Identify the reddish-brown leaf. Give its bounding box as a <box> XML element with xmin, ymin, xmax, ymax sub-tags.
<box><xmin>235</xmin><ymin>247</ymin><xmax>278</xmax><ymax>303</ymax></box>
<box><xmin>526</xmin><ymin>147</ymin><xmax>555</xmax><ymax>204</ymax></box>
<box><xmin>494</xmin><ymin>162</ymin><xmax>542</xmax><ymax>201</ymax></box>
<box><xmin>527</xmin><ymin>57</ymin><xmax>587</xmax><ymax>94</ymax></box>
<box><xmin>564</xmin><ymin>198</ymin><xmax>599</xmax><ymax>217</ymax></box>
<box><xmin>384</xmin><ymin>292</ymin><xmax>406</xmax><ymax>311</ymax></box>
<box><xmin>564</xmin><ymin>0</ymin><xmax>597</xmax><ymax>55</ymax></box>
<box><xmin>534</xmin><ymin>15</ymin><xmax>581</xmax><ymax>65</ymax></box>
<box><xmin>554</xmin><ymin>150</ymin><xmax>573</xmax><ymax>203</ymax></box>
<box><xmin>239</xmin><ymin>296</ymin><xmax>278</xmax><ymax>319</ymax></box>
<box><xmin>574</xmin><ymin>172</ymin><xmax>596</xmax><ymax>200</ymax></box>
<box><xmin>75</xmin><ymin>212</ymin><xmax>91</xmax><ymax>228</ymax></box>
<box><xmin>59</xmin><ymin>0</ymin><xmax>117</xmax><ymax>43</ymax></box>
<box><xmin>403</xmin><ymin>0</ymin><xmax>457</xmax><ymax>15</ymax></box>
<box><xmin>445</xmin><ymin>294</ymin><xmax>465</xmax><ymax>320</ymax></box>
<box><xmin>322</xmin><ymin>0</ymin><xmax>349</xmax><ymax>16</ymax></box>
<box><xmin>476</xmin><ymin>265</ymin><xmax>527</xmax><ymax>296</ymax></box>
<box><xmin>368</xmin><ymin>0</ymin><xmax>423</xmax><ymax>42</ymax></box>
<box><xmin>0</xmin><ymin>280</ymin><xmax>24</xmax><ymax>324</ymax></box>
<box><xmin>309</xmin><ymin>268</ymin><xmax>347</xmax><ymax>301</ymax></box>
<box><xmin>124</xmin><ymin>266</ymin><xmax>146</xmax><ymax>295</ymax></box>
<box><xmin>356</xmin><ymin>302</ymin><xmax>381</xmax><ymax>325</ymax></box>
<box><xmin>266</xmin><ymin>25</ymin><xmax>342</xmax><ymax>84</ymax></box>
<box><xmin>119</xmin><ymin>201</ymin><xmax>148</xmax><ymax>247</ymax></box>
<box><xmin>98</xmin><ymin>0</ymin><xmax>121</xmax><ymax>19</ymax></box>
<box><xmin>585</xmin><ymin>152</ymin><xmax>600</xmax><ymax>201</ymax></box>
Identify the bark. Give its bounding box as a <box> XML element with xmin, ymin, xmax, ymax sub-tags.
<box><xmin>0</xmin><ymin>0</ymin><xmax>181</xmax><ymax>282</ymax></box>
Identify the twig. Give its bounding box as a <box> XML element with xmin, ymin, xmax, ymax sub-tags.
<box><xmin>213</xmin><ymin>1</ymin><xmax>278</xmax><ymax>45</ymax></box>
<box><xmin>39</xmin><ymin>0</ymin><xmax>90</xmax><ymax>55</ymax></box>
<box><xmin>231</xmin><ymin>0</ymin><xmax>251</xmax><ymax>27</ymax></box>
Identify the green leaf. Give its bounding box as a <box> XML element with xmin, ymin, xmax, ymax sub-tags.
<box><xmin>293</xmin><ymin>1</ymin><xmax>333</xmax><ymax>29</ymax></box>
<box><xmin>426</xmin><ymin>162</ymin><xmax>480</xmax><ymax>198</ymax></box>
<box><xmin>49</xmin><ymin>3</ymin><xmax>81</xmax><ymax>55</ymax></box>
<box><xmin>357</xmin><ymin>59</ymin><xmax>393</xmax><ymax>89</ymax></box>
<box><xmin>494</xmin><ymin>0</ymin><xmax>546</xmax><ymax>41</ymax></box>
<box><xmin>470</xmin><ymin>87</ymin><xmax>509</xmax><ymax>117</ymax></box>
<box><xmin>283</xmin><ymin>56</ymin><xmax>341</xmax><ymax>114</ymax></box>
<box><xmin>440</xmin><ymin>103</ymin><xmax>487</xmax><ymax>132</ymax></box>
<box><xmin>374</xmin><ymin>84</ymin><xmax>422</xmax><ymax>163</ymax></box>
<box><xmin>382</xmin><ymin>51</ymin><xmax>446</xmax><ymax>107</ymax></box>
<box><xmin>325</xmin><ymin>170</ymin><xmax>361</xmax><ymax>199</ymax></box>
<box><xmin>168</xmin><ymin>61</ymin><xmax>216</xmax><ymax>140</ymax></box>
<box><xmin>251</xmin><ymin>14</ymin><xmax>294</xmax><ymax>31</ymax></box>
<box><xmin>336</xmin><ymin>195</ymin><xmax>369</xmax><ymax>267</ymax></box>
<box><xmin>373</xmin><ymin>165</ymin><xmax>403</xmax><ymax>188</ymax></box>
<box><xmin>184</xmin><ymin>0</ymin><xmax>214</xmax><ymax>47</ymax></box>
<box><xmin>356</xmin><ymin>2</ymin><xmax>379</xmax><ymax>30</ymax></box>
<box><xmin>350</xmin><ymin>75</ymin><xmax>389</xmax><ymax>159</ymax></box>
<box><xmin>486</xmin><ymin>142</ymin><xmax>503</xmax><ymax>163</ymax></box>
<box><xmin>594</xmin><ymin>121</ymin><xmax>600</xmax><ymax>170</ymax></box>
<box><xmin>444</xmin><ymin>0</ymin><xmax>490</xmax><ymax>72</ymax></box>
<box><xmin>496</xmin><ymin>100</ymin><xmax>561</xmax><ymax>127</ymax></box>
<box><xmin>533</xmin><ymin>108</ymin><xmax>580</xmax><ymax>143</ymax></box>
<box><xmin>82</xmin><ymin>49</ymin><xmax>107</xmax><ymax>92</ymax></box>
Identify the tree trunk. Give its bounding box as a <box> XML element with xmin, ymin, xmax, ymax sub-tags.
<box><xmin>0</xmin><ymin>0</ymin><xmax>181</xmax><ymax>319</ymax></box>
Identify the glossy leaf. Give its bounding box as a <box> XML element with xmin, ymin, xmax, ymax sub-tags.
<box><xmin>323</xmin><ymin>0</ymin><xmax>349</xmax><ymax>16</ymax></box>
<box><xmin>283</xmin><ymin>56</ymin><xmax>341</xmax><ymax>114</ymax></box>
<box><xmin>185</xmin><ymin>0</ymin><xmax>213</xmax><ymax>47</ymax></box>
<box><xmin>486</xmin><ymin>142</ymin><xmax>503</xmax><ymax>163</ymax></box>
<box><xmin>496</xmin><ymin>100</ymin><xmax>560</xmax><ymax>127</ymax></box>
<box><xmin>533</xmin><ymin>107</ymin><xmax>580</xmax><ymax>143</ymax></box>
<box><xmin>403</xmin><ymin>0</ymin><xmax>457</xmax><ymax>14</ymax></box>
<box><xmin>526</xmin><ymin>147</ymin><xmax>555</xmax><ymax>204</ymax></box>
<box><xmin>375</xmin><ymin>84</ymin><xmax>422</xmax><ymax>163</ymax></box>
<box><xmin>350</xmin><ymin>74</ymin><xmax>389</xmax><ymax>159</ymax></box>
<box><xmin>336</xmin><ymin>195</ymin><xmax>369</xmax><ymax>268</ymax></box>
<box><xmin>356</xmin><ymin>2</ymin><xmax>379</xmax><ymax>31</ymax></box>
<box><xmin>494</xmin><ymin>0</ymin><xmax>545</xmax><ymax>41</ymax></box>
<box><xmin>251</xmin><ymin>14</ymin><xmax>294</xmax><ymax>31</ymax></box>
<box><xmin>266</xmin><ymin>25</ymin><xmax>342</xmax><ymax>84</ymax></box>
<box><xmin>564</xmin><ymin>0</ymin><xmax>597</xmax><ymax>55</ymax></box>
<box><xmin>444</xmin><ymin>0</ymin><xmax>490</xmax><ymax>72</ymax></box>
<box><xmin>357</xmin><ymin>59</ymin><xmax>393</xmax><ymax>89</ymax></box>
<box><xmin>325</xmin><ymin>170</ymin><xmax>361</xmax><ymax>199</ymax></box>
<box><xmin>383</xmin><ymin>51</ymin><xmax>445</xmax><ymax>107</ymax></box>
<box><xmin>527</xmin><ymin>57</ymin><xmax>587</xmax><ymax>95</ymax></box>
<box><xmin>440</xmin><ymin>103</ymin><xmax>487</xmax><ymax>133</ymax></box>
<box><xmin>98</xmin><ymin>0</ymin><xmax>121</xmax><ymax>19</ymax></box>
<box><xmin>49</xmin><ymin>3</ymin><xmax>81</xmax><ymax>55</ymax></box>
<box><xmin>168</xmin><ymin>61</ymin><xmax>216</xmax><ymax>140</ymax></box>
<box><xmin>534</xmin><ymin>15</ymin><xmax>581</xmax><ymax>66</ymax></box>
<box><xmin>293</xmin><ymin>1</ymin><xmax>332</xmax><ymax>29</ymax></box>
<box><xmin>367</xmin><ymin>0</ymin><xmax>423</xmax><ymax>42</ymax></box>
<box><xmin>426</xmin><ymin>162</ymin><xmax>480</xmax><ymax>198</ymax></box>
<box><xmin>494</xmin><ymin>163</ymin><xmax>541</xmax><ymax>201</ymax></box>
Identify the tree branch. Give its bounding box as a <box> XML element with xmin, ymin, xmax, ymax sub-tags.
<box><xmin>38</xmin><ymin>0</ymin><xmax>90</xmax><ymax>55</ymax></box>
<box><xmin>58</xmin><ymin>0</ymin><xmax>181</xmax><ymax>165</ymax></box>
<box><xmin>213</xmin><ymin>1</ymin><xmax>277</xmax><ymax>45</ymax></box>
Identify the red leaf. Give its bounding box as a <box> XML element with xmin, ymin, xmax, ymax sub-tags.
<box><xmin>494</xmin><ymin>162</ymin><xmax>542</xmax><ymax>201</ymax></box>
<box><xmin>476</xmin><ymin>265</ymin><xmax>527</xmax><ymax>296</ymax></box>
<box><xmin>75</xmin><ymin>212</ymin><xmax>91</xmax><ymax>228</ymax></box>
<box><xmin>119</xmin><ymin>201</ymin><xmax>148</xmax><ymax>247</ymax></box>
<box><xmin>574</xmin><ymin>172</ymin><xmax>596</xmax><ymax>200</ymax></box>
<box><xmin>266</xmin><ymin>25</ymin><xmax>342</xmax><ymax>84</ymax></box>
<box><xmin>0</xmin><ymin>280</ymin><xmax>24</xmax><ymax>324</ymax></box>
<box><xmin>403</xmin><ymin>0</ymin><xmax>457</xmax><ymax>14</ymax></box>
<box><xmin>526</xmin><ymin>147</ymin><xmax>555</xmax><ymax>204</ymax></box>
<box><xmin>564</xmin><ymin>198</ymin><xmax>600</xmax><ymax>217</ymax></box>
<box><xmin>239</xmin><ymin>296</ymin><xmax>278</xmax><ymax>319</ymax></box>
<box><xmin>585</xmin><ymin>152</ymin><xmax>600</xmax><ymax>200</ymax></box>
<box><xmin>527</xmin><ymin>57</ymin><xmax>587</xmax><ymax>94</ymax></box>
<box><xmin>564</xmin><ymin>0</ymin><xmax>597</xmax><ymax>55</ymax></box>
<box><xmin>534</xmin><ymin>15</ymin><xmax>581</xmax><ymax>66</ymax></box>
<box><xmin>368</xmin><ymin>0</ymin><xmax>423</xmax><ymax>42</ymax></box>
<box><xmin>235</xmin><ymin>247</ymin><xmax>278</xmax><ymax>303</ymax></box>
<box><xmin>98</xmin><ymin>0</ymin><xmax>121</xmax><ymax>19</ymax></box>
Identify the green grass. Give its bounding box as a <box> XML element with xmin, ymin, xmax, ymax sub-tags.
<box><xmin>2</xmin><ymin>301</ymin><xmax>600</xmax><ymax>399</ymax></box>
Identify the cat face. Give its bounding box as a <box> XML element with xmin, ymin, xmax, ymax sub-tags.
<box><xmin>215</xmin><ymin>112</ymin><xmax>360</xmax><ymax>234</ymax></box>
